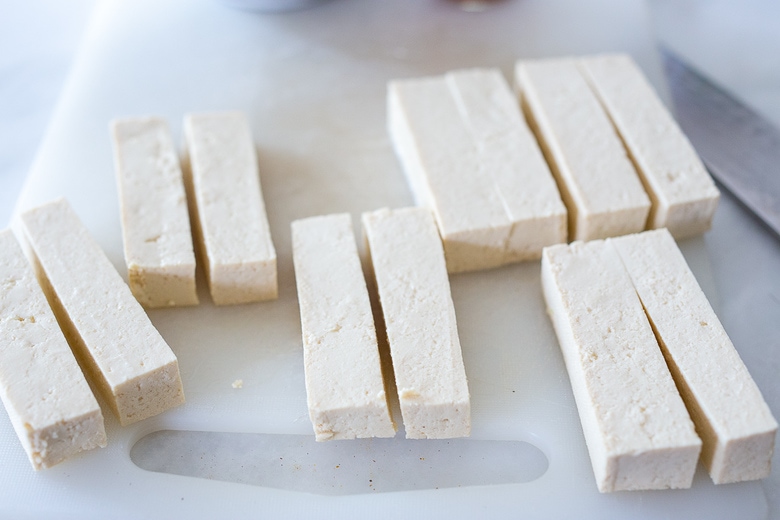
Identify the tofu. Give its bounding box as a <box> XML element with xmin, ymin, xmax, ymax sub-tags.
<box><xmin>111</xmin><ymin>117</ymin><xmax>199</xmax><ymax>308</ymax></box>
<box><xmin>610</xmin><ymin>229</ymin><xmax>778</xmax><ymax>484</ymax></box>
<box><xmin>182</xmin><ymin>111</ymin><xmax>277</xmax><ymax>305</ymax></box>
<box><xmin>388</xmin><ymin>68</ymin><xmax>567</xmax><ymax>273</ymax></box>
<box><xmin>580</xmin><ymin>54</ymin><xmax>720</xmax><ymax>238</ymax></box>
<box><xmin>541</xmin><ymin>240</ymin><xmax>701</xmax><ymax>492</ymax></box>
<box><xmin>362</xmin><ymin>207</ymin><xmax>470</xmax><ymax>439</ymax></box>
<box><xmin>516</xmin><ymin>58</ymin><xmax>651</xmax><ymax>241</ymax></box>
<box><xmin>291</xmin><ymin>213</ymin><xmax>396</xmax><ymax>441</ymax></box>
<box><xmin>20</xmin><ymin>199</ymin><xmax>185</xmax><ymax>426</ymax></box>
<box><xmin>0</xmin><ymin>230</ymin><xmax>106</xmax><ymax>469</ymax></box>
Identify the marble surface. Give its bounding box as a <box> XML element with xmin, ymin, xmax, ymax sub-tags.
<box><xmin>1</xmin><ymin>0</ymin><xmax>779</xmax><ymax>517</ymax></box>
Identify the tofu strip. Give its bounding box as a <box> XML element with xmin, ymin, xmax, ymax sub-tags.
<box><xmin>20</xmin><ymin>199</ymin><xmax>185</xmax><ymax>426</ymax></box>
<box><xmin>447</xmin><ymin>70</ymin><xmax>568</xmax><ymax>263</ymax></box>
<box><xmin>183</xmin><ymin>112</ymin><xmax>277</xmax><ymax>305</ymax></box>
<box><xmin>111</xmin><ymin>117</ymin><xmax>198</xmax><ymax>308</ymax></box>
<box><xmin>0</xmin><ymin>230</ymin><xmax>106</xmax><ymax>469</ymax></box>
<box><xmin>363</xmin><ymin>207</ymin><xmax>470</xmax><ymax>439</ymax></box>
<box><xmin>516</xmin><ymin>58</ymin><xmax>651</xmax><ymax>241</ymax></box>
<box><xmin>610</xmin><ymin>229</ymin><xmax>777</xmax><ymax>484</ymax></box>
<box><xmin>542</xmin><ymin>240</ymin><xmax>701</xmax><ymax>492</ymax></box>
<box><xmin>580</xmin><ymin>54</ymin><xmax>719</xmax><ymax>239</ymax></box>
<box><xmin>388</xmin><ymin>69</ymin><xmax>566</xmax><ymax>273</ymax></box>
<box><xmin>291</xmin><ymin>213</ymin><xmax>396</xmax><ymax>441</ymax></box>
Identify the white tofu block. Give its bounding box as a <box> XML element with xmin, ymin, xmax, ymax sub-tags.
<box><xmin>363</xmin><ymin>207</ymin><xmax>470</xmax><ymax>439</ymax></box>
<box><xmin>516</xmin><ymin>58</ymin><xmax>651</xmax><ymax>241</ymax></box>
<box><xmin>388</xmin><ymin>68</ymin><xmax>567</xmax><ymax>273</ymax></box>
<box><xmin>111</xmin><ymin>117</ymin><xmax>199</xmax><ymax>308</ymax></box>
<box><xmin>20</xmin><ymin>199</ymin><xmax>185</xmax><ymax>426</ymax></box>
<box><xmin>0</xmin><ymin>230</ymin><xmax>106</xmax><ymax>469</ymax></box>
<box><xmin>610</xmin><ymin>229</ymin><xmax>777</xmax><ymax>484</ymax></box>
<box><xmin>541</xmin><ymin>240</ymin><xmax>701</xmax><ymax>492</ymax></box>
<box><xmin>291</xmin><ymin>213</ymin><xmax>396</xmax><ymax>441</ymax></box>
<box><xmin>183</xmin><ymin>111</ymin><xmax>277</xmax><ymax>305</ymax></box>
<box><xmin>580</xmin><ymin>54</ymin><xmax>720</xmax><ymax>239</ymax></box>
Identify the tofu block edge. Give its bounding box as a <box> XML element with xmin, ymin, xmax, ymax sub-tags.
<box><xmin>541</xmin><ymin>239</ymin><xmax>701</xmax><ymax>492</ymax></box>
<box><xmin>610</xmin><ymin>228</ymin><xmax>777</xmax><ymax>484</ymax></box>
<box><xmin>363</xmin><ymin>207</ymin><xmax>471</xmax><ymax>439</ymax></box>
<box><xmin>19</xmin><ymin>199</ymin><xmax>185</xmax><ymax>426</ymax></box>
<box><xmin>291</xmin><ymin>213</ymin><xmax>396</xmax><ymax>441</ymax></box>
<box><xmin>0</xmin><ymin>229</ymin><xmax>107</xmax><ymax>469</ymax></box>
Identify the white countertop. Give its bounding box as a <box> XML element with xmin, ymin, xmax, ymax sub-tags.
<box><xmin>1</xmin><ymin>0</ymin><xmax>779</xmax><ymax>517</ymax></box>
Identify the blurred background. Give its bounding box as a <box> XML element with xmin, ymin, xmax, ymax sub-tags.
<box><xmin>2</xmin><ymin>0</ymin><xmax>780</xmax><ymax>228</ymax></box>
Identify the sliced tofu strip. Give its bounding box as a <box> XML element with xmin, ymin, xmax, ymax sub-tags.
<box><xmin>388</xmin><ymin>69</ymin><xmax>566</xmax><ymax>273</ymax></box>
<box><xmin>362</xmin><ymin>207</ymin><xmax>470</xmax><ymax>439</ymax></box>
<box><xmin>0</xmin><ymin>230</ymin><xmax>106</xmax><ymax>469</ymax></box>
<box><xmin>541</xmin><ymin>239</ymin><xmax>701</xmax><ymax>492</ymax></box>
<box><xmin>516</xmin><ymin>58</ymin><xmax>651</xmax><ymax>241</ymax></box>
<box><xmin>389</xmin><ymin>75</ymin><xmax>509</xmax><ymax>273</ymax></box>
<box><xmin>183</xmin><ymin>111</ymin><xmax>277</xmax><ymax>305</ymax></box>
<box><xmin>291</xmin><ymin>213</ymin><xmax>396</xmax><ymax>441</ymax></box>
<box><xmin>446</xmin><ymin>70</ymin><xmax>568</xmax><ymax>263</ymax></box>
<box><xmin>111</xmin><ymin>117</ymin><xmax>198</xmax><ymax>308</ymax></box>
<box><xmin>20</xmin><ymin>199</ymin><xmax>185</xmax><ymax>426</ymax></box>
<box><xmin>610</xmin><ymin>229</ymin><xmax>777</xmax><ymax>484</ymax></box>
<box><xmin>580</xmin><ymin>54</ymin><xmax>720</xmax><ymax>239</ymax></box>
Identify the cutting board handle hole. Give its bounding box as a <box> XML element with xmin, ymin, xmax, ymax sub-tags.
<box><xmin>131</xmin><ymin>430</ymin><xmax>548</xmax><ymax>494</ymax></box>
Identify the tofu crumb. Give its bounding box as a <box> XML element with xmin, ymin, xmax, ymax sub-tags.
<box><xmin>232</xmin><ymin>379</ymin><xmax>243</xmax><ymax>389</ymax></box>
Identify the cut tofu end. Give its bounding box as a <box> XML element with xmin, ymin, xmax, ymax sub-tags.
<box><xmin>182</xmin><ymin>111</ymin><xmax>277</xmax><ymax>305</ymax></box>
<box><xmin>111</xmin><ymin>117</ymin><xmax>198</xmax><ymax>308</ymax></box>
<box><xmin>20</xmin><ymin>199</ymin><xmax>185</xmax><ymax>426</ymax></box>
<box><xmin>362</xmin><ymin>207</ymin><xmax>470</xmax><ymax>439</ymax></box>
<box><xmin>541</xmin><ymin>240</ymin><xmax>701</xmax><ymax>492</ymax></box>
<box><xmin>291</xmin><ymin>213</ymin><xmax>396</xmax><ymax>441</ymax></box>
<box><xmin>387</xmin><ymin>68</ymin><xmax>566</xmax><ymax>273</ymax></box>
<box><xmin>516</xmin><ymin>58</ymin><xmax>651</xmax><ymax>241</ymax></box>
<box><xmin>610</xmin><ymin>229</ymin><xmax>778</xmax><ymax>484</ymax></box>
<box><xmin>580</xmin><ymin>54</ymin><xmax>720</xmax><ymax>239</ymax></box>
<box><xmin>0</xmin><ymin>230</ymin><xmax>106</xmax><ymax>469</ymax></box>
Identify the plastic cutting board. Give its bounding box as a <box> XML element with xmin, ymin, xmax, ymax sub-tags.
<box><xmin>1</xmin><ymin>0</ymin><xmax>770</xmax><ymax>517</ymax></box>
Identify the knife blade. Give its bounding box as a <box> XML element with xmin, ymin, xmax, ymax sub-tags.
<box><xmin>660</xmin><ymin>46</ymin><xmax>780</xmax><ymax>237</ymax></box>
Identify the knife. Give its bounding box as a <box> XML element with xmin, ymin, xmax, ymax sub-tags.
<box><xmin>660</xmin><ymin>46</ymin><xmax>780</xmax><ymax>237</ymax></box>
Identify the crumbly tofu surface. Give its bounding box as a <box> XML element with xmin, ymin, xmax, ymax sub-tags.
<box><xmin>183</xmin><ymin>111</ymin><xmax>277</xmax><ymax>305</ymax></box>
<box><xmin>363</xmin><ymin>207</ymin><xmax>470</xmax><ymax>439</ymax></box>
<box><xmin>580</xmin><ymin>54</ymin><xmax>720</xmax><ymax>239</ymax></box>
<box><xmin>0</xmin><ymin>230</ymin><xmax>106</xmax><ymax>469</ymax></box>
<box><xmin>291</xmin><ymin>213</ymin><xmax>396</xmax><ymax>441</ymax></box>
<box><xmin>111</xmin><ymin>117</ymin><xmax>198</xmax><ymax>308</ymax></box>
<box><xmin>388</xmin><ymin>68</ymin><xmax>566</xmax><ymax>273</ymax></box>
<box><xmin>516</xmin><ymin>58</ymin><xmax>651</xmax><ymax>241</ymax></box>
<box><xmin>20</xmin><ymin>199</ymin><xmax>185</xmax><ymax>426</ymax></box>
<box><xmin>610</xmin><ymin>229</ymin><xmax>777</xmax><ymax>484</ymax></box>
<box><xmin>541</xmin><ymin>240</ymin><xmax>701</xmax><ymax>492</ymax></box>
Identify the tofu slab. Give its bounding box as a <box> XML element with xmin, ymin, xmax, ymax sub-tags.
<box><xmin>541</xmin><ymin>240</ymin><xmax>701</xmax><ymax>492</ymax></box>
<box><xmin>610</xmin><ymin>229</ymin><xmax>777</xmax><ymax>484</ymax></box>
<box><xmin>291</xmin><ymin>213</ymin><xmax>396</xmax><ymax>441</ymax></box>
<box><xmin>0</xmin><ymin>230</ymin><xmax>106</xmax><ymax>469</ymax></box>
<box><xmin>183</xmin><ymin>111</ymin><xmax>277</xmax><ymax>305</ymax></box>
<box><xmin>363</xmin><ymin>207</ymin><xmax>470</xmax><ymax>439</ymax></box>
<box><xmin>388</xmin><ymin>68</ymin><xmax>566</xmax><ymax>273</ymax></box>
<box><xmin>20</xmin><ymin>199</ymin><xmax>185</xmax><ymax>426</ymax></box>
<box><xmin>516</xmin><ymin>58</ymin><xmax>651</xmax><ymax>241</ymax></box>
<box><xmin>580</xmin><ymin>54</ymin><xmax>720</xmax><ymax>239</ymax></box>
<box><xmin>111</xmin><ymin>117</ymin><xmax>198</xmax><ymax>308</ymax></box>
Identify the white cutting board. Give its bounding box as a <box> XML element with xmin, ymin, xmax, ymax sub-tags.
<box><xmin>1</xmin><ymin>0</ymin><xmax>769</xmax><ymax>517</ymax></box>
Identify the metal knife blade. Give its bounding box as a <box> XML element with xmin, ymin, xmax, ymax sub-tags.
<box><xmin>661</xmin><ymin>46</ymin><xmax>780</xmax><ymax>237</ymax></box>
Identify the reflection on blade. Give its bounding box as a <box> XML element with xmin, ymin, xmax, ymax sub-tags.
<box><xmin>661</xmin><ymin>47</ymin><xmax>780</xmax><ymax>237</ymax></box>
